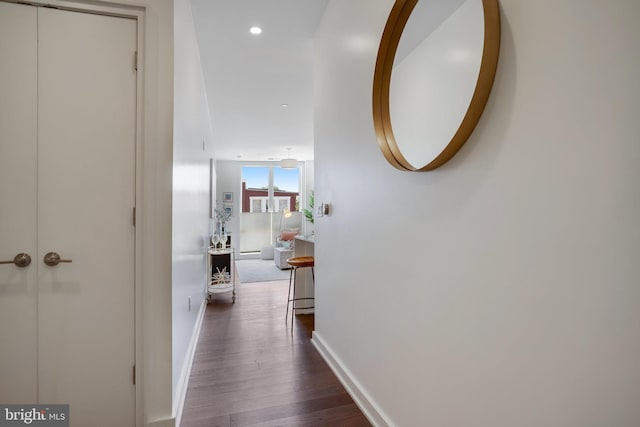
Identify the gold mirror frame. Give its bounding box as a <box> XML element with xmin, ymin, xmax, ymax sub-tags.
<box><xmin>372</xmin><ymin>0</ymin><xmax>501</xmax><ymax>171</ymax></box>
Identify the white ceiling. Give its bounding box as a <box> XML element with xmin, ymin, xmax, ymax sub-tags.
<box><xmin>190</xmin><ymin>0</ymin><xmax>329</xmax><ymax>162</ymax></box>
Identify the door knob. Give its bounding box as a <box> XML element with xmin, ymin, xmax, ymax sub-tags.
<box><xmin>0</xmin><ymin>253</ymin><xmax>32</xmax><ymax>268</ymax></box>
<box><xmin>43</xmin><ymin>252</ymin><xmax>73</xmax><ymax>267</ymax></box>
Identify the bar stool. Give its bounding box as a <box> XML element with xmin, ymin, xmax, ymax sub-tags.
<box><xmin>285</xmin><ymin>256</ymin><xmax>315</xmax><ymax>331</ymax></box>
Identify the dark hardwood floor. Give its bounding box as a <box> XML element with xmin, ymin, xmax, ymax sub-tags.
<box><xmin>180</xmin><ymin>279</ymin><xmax>371</xmax><ymax>427</ymax></box>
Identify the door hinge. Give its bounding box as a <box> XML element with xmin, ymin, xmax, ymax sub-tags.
<box><xmin>134</xmin><ymin>51</ymin><xmax>138</xmax><ymax>71</ymax></box>
<box><xmin>133</xmin><ymin>365</ymin><xmax>136</xmax><ymax>385</ymax></box>
<box><xmin>133</xmin><ymin>207</ymin><xmax>136</xmax><ymax>227</ymax></box>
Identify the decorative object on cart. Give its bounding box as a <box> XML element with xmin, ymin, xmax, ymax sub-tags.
<box><xmin>223</xmin><ymin>205</ymin><xmax>232</xmax><ymax>218</ymax></box>
<box><xmin>302</xmin><ymin>190</ymin><xmax>314</xmax><ymax>224</ymax></box>
<box><xmin>219</xmin><ymin>231</ymin><xmax>229</xmax><ymax>249</ymax></box>
<box><xmin>212</xmin><ymin>266</ymin><xmax>229</xmax><ymax>285</ymax></box>
<box><xmin>211</xmin><ymin>231</ymin><xmax>229</xmax><ymax>251</ymax></box>
<box><xmin>214</xmin><ymin>202</ymin><xmax>232</xmax><ymax>234</ymax></box>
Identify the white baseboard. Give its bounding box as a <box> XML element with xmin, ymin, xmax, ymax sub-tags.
<box><xmin>311</xmin><ymin>332</ymin><xmax>392</xmax><ymax>427</ymax></box>
<box><xmin>173</xmin><ymin>299</ymin><xmax>207</xmax><ymax>427</ymax></box>
<box><xmin>147</xmin><ymin>418</ymin><xmax>175</xmax><ymax>427</ymax></box>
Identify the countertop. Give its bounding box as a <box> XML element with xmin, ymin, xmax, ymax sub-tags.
<box><xmin>295</xmin><ymin>235</ymin><xmax>315</xmax><ymax>244</ymax></box>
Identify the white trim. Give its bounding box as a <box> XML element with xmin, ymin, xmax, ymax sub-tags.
<box><xmin>147</xmin><ymin>419</ymin><xmax>175</xmax><ymax>427</ymax></box>
<box><xmin>132</xmin><ymin>9</ymin><xmax>146</xmax><ymax>427</ymax></box>
<box><xmin>173</xmin><ymin>299</ymin><xmax>207</xmax><ymax>427</ymax></box>
<box><xmin>9</xmin><ymin>0</ymin><xmax>145</xmax><ymax>16</ymax></box>
<box><xmin>311</xmin><ymin>332</ymin><xmax>393</xmax><ymax>427</ymax></box>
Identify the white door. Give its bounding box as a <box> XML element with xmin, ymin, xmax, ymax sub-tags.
<box><xmin>0</xmin><ymin>4</ymin><xmax>137</xmax><ymax>426</ymax></box>
<box><xmin>0</xmin><ymin>2</ymin><xmax>39</xmax><ymax>402</ymax></box>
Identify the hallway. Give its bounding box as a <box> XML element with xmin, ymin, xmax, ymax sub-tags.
<box><xmin>180</xmin><ymin>279</ymin><xmax>371</xmax><ymax>426</ymax></box>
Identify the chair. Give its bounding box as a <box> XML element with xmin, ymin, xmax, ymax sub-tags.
<box><xmin>285</xmin><ymin>256</ymin><xmax>315</xmax><ymax>331</ymax></box>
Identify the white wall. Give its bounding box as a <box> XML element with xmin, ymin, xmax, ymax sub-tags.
<box><xmin>313</xmin><ymin>1</ymin><xmax>640</xmax><ymax>426</ymax></box>
<box><xmin>172</xmin><ymin>0</ymin><xmax>216</xmax><ymax>420</ymax></box>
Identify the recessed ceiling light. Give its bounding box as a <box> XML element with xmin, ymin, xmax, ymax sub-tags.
<box><xmin>280</xmin><ymin>103</ymin><xmax>288</xmax><ymax>108</ymax></box>
<box><xmin>249</xmin><ymin>26</ymin><xmax>262</xmax><ymax>35</ymax></box>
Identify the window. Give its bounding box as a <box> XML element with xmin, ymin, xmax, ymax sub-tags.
<box><xmin>240</xmin><ymin>165</ymin><xmax>302</xmax><ymax>253</ymax></box>
<box><xmin>249</xmin><ymin>197</ymin><xmax>268</xmax><ymax>213</ymax></box>
<box><xmin>274</xmin><ymin>197</ymin><xmax>290</xmax><ymax>213</ymax></box>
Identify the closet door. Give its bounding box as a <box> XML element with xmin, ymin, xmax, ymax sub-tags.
<box><xmin>0</xmin><ymin>2</ymin><xmax>39</xmax><ymax>403</ymax></box>
<box><xmin>0</xmin><ymin>4</ymin><xmax>137</xmax><ymax>425</ymax></box>
<box><xmin>37</xmin><ymin>8</ymin><xmax>137</xmax><ymax>426</ymax></box>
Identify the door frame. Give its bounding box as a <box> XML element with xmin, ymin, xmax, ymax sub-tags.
<box><xmin>3</xmin><ymin>0</ymin><xmax>173</xmax><ymax>425</ymax></box>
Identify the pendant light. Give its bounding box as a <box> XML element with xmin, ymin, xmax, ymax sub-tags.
<box><xmin>280</xmin><ymin>148</ymin><xmax>297</xmax><ymax>169</ymax></box>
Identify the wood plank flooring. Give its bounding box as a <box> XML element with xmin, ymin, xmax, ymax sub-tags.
<box><xmin>180</xmin><ymin>279</ymin><xmax>371</xmax><ymax>427</ymax></box>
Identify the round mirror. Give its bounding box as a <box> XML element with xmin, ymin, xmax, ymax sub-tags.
<box><xmin>373</xmin><ymin>0</ymin><xmax>500</xmax><ymax>171</ymax></box>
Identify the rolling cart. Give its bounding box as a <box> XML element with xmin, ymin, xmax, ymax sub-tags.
<box><xmin>207</xmin><ymin>247</ymin><xmax>236</xmax><ymax>303</ymax></box>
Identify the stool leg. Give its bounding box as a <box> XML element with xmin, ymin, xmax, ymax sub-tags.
<box><xmin>291</xmin><ymin>266</ymin><xmax>298</xmax><ymax>332</ymax></box>
<box><xmin>286</xmin><ymin>267</ymin><xmax>294</xmax><ymax>325</ymax></box>
<box><xmin>310</xmin><ymin>267</ymin><xmax>315</xmax><ymax>310</ymax></box>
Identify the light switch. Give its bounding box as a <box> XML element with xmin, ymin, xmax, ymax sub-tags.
<box><xmin>323</xmin><ymin>203</ymin><xmax>331</xmax><ymax>216</ymax></box>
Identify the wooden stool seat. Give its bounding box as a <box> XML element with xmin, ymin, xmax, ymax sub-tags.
<box><xmin>286</xmin><ymin>256</ymin><xmax>314</xmax><ymax>268</ymax></box>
